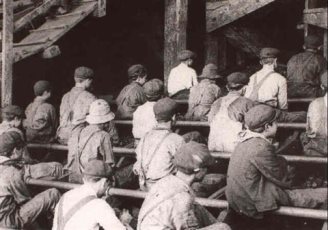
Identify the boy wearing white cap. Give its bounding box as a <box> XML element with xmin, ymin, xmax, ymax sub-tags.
<box><xmin>65</xmin><ymin>99</ymin><xmax>116</xmax><ymax>183</ymax></box>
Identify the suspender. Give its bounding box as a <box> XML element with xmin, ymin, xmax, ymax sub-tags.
<box><xmin>140</xmin><ymin>132</ymin><xmax>172</xmax><ymax>180</ymax></box>
<box><xmin>249</xmin><ymin>71</ymin><xmax>274</xmax><ymax>101</ymax></box>
<box><xmin>57</xmin><ymin>195</ymin><xmax>96</xmax><ymax>230</ymax></box>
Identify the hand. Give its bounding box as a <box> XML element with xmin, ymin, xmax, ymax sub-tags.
<box><xmin>120</xmin><ymin>209</ymin><xmax>133</xmax><ymax>225</ymax></box>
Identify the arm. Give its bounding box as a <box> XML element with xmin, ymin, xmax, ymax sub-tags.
<box><xmin>250</xmin><ymin>144</ymin><xmax>292</xmax><ymax>189</ymax></box>
<box><xmin>99</xmin><ymin>134</ymin><xmax>115</xmax><ymax>165</ymax></box>
<box><xmin>208</xmin><ymin>100</ymin><xmax>221</xmax><ymax>124</ymax></box>
<box><xmin>306</xmin><ymin>100</ymin><xmax>320</xmax><ymax>138</ymax></box>
<box><xmin>10</xmin><ymin>169</ymin><xmax>32</xmax><ymax>204</ymax></box>
<box><xmin>191</xmin><ymin>70</ymin><xmax>198</xmax><ymax>87</ymax></box>
<box><xmin>277</xmin><ymin>79</ymin><xmax>288</xmax><ymax>110</ymax></box>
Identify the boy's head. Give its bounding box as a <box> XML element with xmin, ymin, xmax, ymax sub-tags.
<box><xmin>245</xmin><ymin>105</ymin><xmax>279</xmax><ymax>138</ymax></box>
<box><xmin>303</xmin><ymin>35</ymin><xmax>322</xmax><ymax>51</ymax></box>
<box><xmin>74</xmin><ymin>66</ymin><xmax>94</xmax><ymax>89</ymax></box>
<box><xmin>128</xmin><ymin>64</ymin><xmax>147</xmax><ymax>85</ymax></box>
<box><xmin>1</xmin><ymin>105</ymin><xmax>24</xmax><ymax>128</ymax></box>
<box><xmin>178</xmin><ymin>50</ymin><xmax>196</xmax><ymax>66</ymax></box>
<box><xmin>226</xmin><ymin>72</ymin><xmax>249</xmax><ymax>92</ymax></box>
<box><xmin>33</xmin><ymin>80</ymin><xmax>52</xmax><ymax>99</ymax></box>
<box><xmin>259</xmin><ymin>48</ymin><xmax>279</xmax><ymax>68</ymax></box>
<box><xmin>143</xmin><ymin>79</ymin><xmax>164</xmax><ymax>101</ymax></box>
<box><xmin>153</xmin><ymin>97</ymin><xmax>178</xmax><ymax>123</ymax></box>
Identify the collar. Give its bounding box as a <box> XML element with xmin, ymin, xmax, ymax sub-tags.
<box><xmin>238</xmin><ymin>129</ymin><xmax>271</xmax><ymax>144</ymax></box>
<box><xmin>80</xmin><ymin>183</ymin><xmax>98</xmax><ymax>197</ymax></box>
<box><xmin>227</xmin><ymin>91</ymin><xmax>241</xmax><ymax>97</ymax></box>
<box><xmin>261</xmin><ymin>65</ymin><xmax>275</xmax><ymax>73</ymax></box>
<box><xmin>154</xmin><ymin>123</ymin><xmax>171</xmax><ymax>131</ymax></box>
<box><xmin>0</xmin><ymin>156</ymin><xmax>10</xmax><ymax>164</ymax></box>
<box><xmin>34</xmin><ymin>97</ymin><xmax>47</xmax><ymax>103</ymax></box>
<box><xmin>172</xmin><ymin>175</ymin><xmax>194</xmax><ymax>196</ymax></box>
<box><xmin>179</xmin><ymin>62</ymin><xmax>189</xmax><ymax>69</ymax></box>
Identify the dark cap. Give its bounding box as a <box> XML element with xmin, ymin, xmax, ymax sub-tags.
<box><xmin>245</xmin><ymin>105</ymin><xmax>278</xmax><ymax>131</ymax></box>
<box><xmin>0</xmin><ymin>132</ymin><xmax>25</xmax><ymax>157</ymax></box>
<box><xmin>173</xmin><ymin>141</ymin><xmax>215</xmax><ymax>174</ymax></box>
<box><xmin>199</xmin><ymin>64</ymin><xmax>222</xmax><ymax>79</ymax></box>
<box><xmin>153</xmin><ymin>97</ymin><xmax>178</xmax><ymax>122</ymax></box>
<box><xmin>304</xmin><ymin>35</ymin><xmax>322</xmax><ymax>49</ymax></box>
<box><xmin>321</xmin><ymin>71</ymin><xmax>327</xmax><ymax>88</ymax></box>
<box><xmin>127</xmin><ymin>64</ymin><xmax>147</xmax><ymax>78</ymax></box>
<box><xmin>34</xmin><ymin>80</ymin><xmax>52</xmax><ymax>96</ymax></box>
<box><xmin>74</xmin><ymin>66</ymin><xmax>94</xmax><ymax>79</ymax></box>
<box><xmin>178</xmin><ymin>50</ymin><xmax>196</xmax><ymax>61</ymax></box>
<box><xmin>1</xmin><ymin>105</ymin><xmax>24</xmax><ymax>120</ymax></box>
<box><xmin>143</xmin><ymin>79</ymin><xmax>164</xmax><ymax>101</ymax></box>
<box><xmin>259</xmin><ymin>48</ymin><xmax>280</xmax><ymax>59</ymax></box>
<box><xmin>227</xmin><ymin>72</ymin><xmax>249</xmax><ymax>86</ymax></box>
<box><xmin>83</xmin><ymin>160</ymin><xmax>113</xmax><ymax>178</ymax></box>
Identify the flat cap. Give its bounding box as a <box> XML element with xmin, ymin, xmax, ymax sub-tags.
<box><xmin>143</xmin><ymin>79</ymin><xmax>164</xmax><ymax>100</ymax></box>
<box><xmin>199</xmin><ymin>63</ymin><xmax>222</xmax><ymax>79</ymax></box>
<box><xmin>178</xmin><ymin>50</ymin><xmax>196</xmax><ymax>61</ymax></box>
<box><xmin>173</xmin><ymin>141</ymin><xmax>215</xmax><ymax>174</ymax></box>
<box><xmin>1</xmin><ymin>105</ymin><xmax>24</xmax><ymax>119</ymax></box>
<box><xmin>227</xmin><ymin>72</ymin><xmax>249</xmax><ymax>86</ymax></box>
<box><xmin>127</xmin><ymin>64</ymin><xmax>147</xmax><ymax>78</ymax></box>
<box><xmin>34</xmin><ymin>80</ymin><xmax>52</xmax><ymax>96</ymax></box>
<box><xmin>83</xmin><ymin>160</ymin><xmax>113</xmax><ymax>178</ymax></box>
<box><xmin>0</xmin><ymin>132</ymin><xmax>25</xmax><ymax>157</ymax></box>
<box><xmin>74</xmin><ymin>66</ymin><xmax>94</xmax><ymax>79</ymax></box>
<box><xmin>245</xmin><ymin>105</ymin><xmax>278</xmax><ymax>131</ymax></box>
<box><xmin>259</xmin><ymin>48</ymin><xmax>280</xmax><ymax>59</ymax></box>
<box><xmin>304</xmin><ymin>35</ymin><xmax>322</xmax><ymax>49</ymax></box>
<box><xmin>153</xmin><ymin>97</ymin><xmax>178</xmax><ymax>122</ymax></box>
<box><xmin>321</xmin><ymin>71</ymin><xmax>327</xmax><ymax>88</ymax></box>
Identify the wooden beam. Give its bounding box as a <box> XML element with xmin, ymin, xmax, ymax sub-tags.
<box><xmin>324</xmin><ymin>30</ymin><xmax>327</xmax><ymax>60</ymax></box>
<box><xmin>1</xmin><ymin>0</ymin><xmax>14</xmax><ymax>107</ymax></box>
<box><xmin>303</xmin><ymin>8</ymin><xmax>328</xmax><ymax>29</ymax></box>
<box><xmin>164</xmin><ymin>0</ymin><xmax>188</xmax><ymax>94</ymax></box>
<box><xmin>14</xmin><ymin>0</ymin><xmax>61</xmax><ymax>33</ymax></box>
<box><xmin>206</xmin><ymin>0</ymin><xmax>275</xmax><ymax>32</ymax></box>
<box><xmin>204</xmin><ymin>32</ymin><xmax>218</xmax><ymax>65</ymax></box>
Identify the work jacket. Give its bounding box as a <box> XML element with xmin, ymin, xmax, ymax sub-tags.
<box><xmin>287</xmin><ymin>51</ymin><xmax>327</xmax><ymax>98</ymax></box>
<box><xmin>226</xmin><ymin>131</ymin><xmax>291</xmax><ymax>219</ymax></box>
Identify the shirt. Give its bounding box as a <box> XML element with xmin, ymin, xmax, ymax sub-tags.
<box><xmin>116</xmin><ymin>82</ymin><xmax>147</xmax><ymax>119</ymax></box>
<box><xmin>138</xmin><ymin>175</ymin><xmax>200</xmax><ymax>230</ymax></box>
<box><xmin>58</xmin><ymin>86</ymin><xmax>96</xmax><ymax>130</ymax></box>
<box><xmin>185</xmin><ymin>79</ymin><xmax>221</xmax><ymax>121</ymax></box>
<box><xmin>52</xmin><ymin>184</ymin><xmax>126</xmax><ymax>230</ymax></box>
<box><xmin>226</xmin><ymin>130</ymin><xmax>291</xmax><ymax>219</ymax></box>
<box><xmin>24</xmin><ymin>98</ymin><xmax>58</xmax><ymax>143</ymax></box>
<box><xmin>306</xmin><ymin>94</ymin><xmax>327</xmax><ymax>138</ymax></box>
<box><xmin>0</xmin><ymin>156</ymin><xmax>31</xmax><ymax>229</ymax></box>
<box><xmin>134</xmin><ymin>128</ymin><xmax>184</xmax><ymax>183</ymax></box>
<box><xmin>66</xmin><ymin>125</ymin><xmax>114</xmax><ymax>183</ymax></box>
<box><xmin>245</xmin><ymin>66</ymin><xmax>288</xmax><ymax>109</ymax></box>
<box><xmin>132</xmin><ymin>101</ymin><xmax>157</xmax><ymax>139</ymax></box>
<box><xmin>167</xmin><ymin>63</ymin><xmax>198</xmax><ymax>96</ymax></box>
<box><xmin>287</xmin><ymin>51</ymin><xmax>327</xmax><ymax>98</ymax></box>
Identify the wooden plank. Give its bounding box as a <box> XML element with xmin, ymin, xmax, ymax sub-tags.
<box><xmin>14</xmin><ymin>0</ymin><xmax>61</xmax><ymax>33</ymax></box>
<box><xmin>303</xmin><ymin>8</ymin><xmax>328</xmax><ymax>29</ymax></box>
<box><xmin>11</xmin><ymin>1</ymin><xmax>97</xmax><ymax>62</ymax></box>
<box><xmin>223</xmin><ymin>26</ymin><xmax>273</xmax><ymax>58</ymax></box>
<box><xmin>204</xmin><ymin>32</ymin><xmax>218</xmax><ymax>65</ymax></box>
<box><xmin>1</xmin><ymin>0</ymin><xmax>14</xmax><ymax>107</ymax></box>
<box><xmin>206</xmin><ymin>0</ymin><xmax>275</xmax><ymax>32</ymax></box>
<box><xmin>164</xmin><ymin>0</ymin><xmax>188</xmax><ymax>94</ymax></box>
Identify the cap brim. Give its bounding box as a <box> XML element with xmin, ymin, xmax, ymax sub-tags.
<box><xmin>86</xmin><ymin>112</ymin><xmax>115</xmax><ymax>124</ymax></box>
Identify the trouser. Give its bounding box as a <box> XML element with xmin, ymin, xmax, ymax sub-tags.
<box><xmin>300</xmin><ymin>133</ymin><xmax>328</xmax><ymax>157</ymax></box>
<box><xmin>19</xmin><ymin>188</ymin><xmax>61</xmax><ymax>228</ymax></box>
<box><xmin>195</xmin><ymin>203</ymin><xmax>231</xmax><ymax>230</ymax></box>
<box><xmin>170</xmin><ymin>89</ymin><xmax>190</xmax><ymax>100</ymax></box>
<box><xmin>23</xmin><ymin>162</ymin><xmax>64</xmax><ymax>181</ymax></box>
<box><xmin>284</xmin><ymin>188</ymin><xmax>327</xmax><ymax>209</ymax></box>
<box><xmin>277</xmin><ymin>110</ymin><xmax>307</xmax><ymax>123</ymax></box>
<box><xmin>198</xmin><ymin>222</ymin><xmax>231</xmax><ymax>230</ymax></box>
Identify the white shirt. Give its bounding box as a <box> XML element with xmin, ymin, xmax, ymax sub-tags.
<box><xmin>245</xmin><ymin>65</ymin><xmax>288</xmax><ymax>109</ymax></box>
<box><xmin>167</xmin><ymin>63</ymin><xmax>198</xmax><ymax>96</ymax></box>
<box><xmin>132</xmin><ymin>101</ymin><xmax>157</xmax><ymax>139</ymax></box>
<box><xmin>52</xmin><ymin>184</ymin><xmax>126</xmax><ymax>230</ymax></box>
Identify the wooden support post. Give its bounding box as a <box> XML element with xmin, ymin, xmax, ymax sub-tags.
<box><xmin>204</xmin><ymin>32</ymin><xmax>218</xmax><ymax>65</ymax></box>
<box><xmin>324</xmin><ymin>30</ymin><xmax>327</xmax><ymax>60</ymax></box>
<box><xmin>164</xmin><ymin>0</ymin><xmax>188</xmax><ymax>94</ymax></box>
<box><xmin>217</xmin><ymin>33</ymin><xmax>227</xmax><ymax>71</ymax></box>
<box><xmin>1</xmin><ymin>0</ymin><xmax>14</xmax><ymax>107</ymax></box>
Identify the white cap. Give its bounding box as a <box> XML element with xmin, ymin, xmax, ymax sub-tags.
<box><xmin>86</xmin><ymin>99</ymin><xmax>115</xmax><ymax>124</ymax></box>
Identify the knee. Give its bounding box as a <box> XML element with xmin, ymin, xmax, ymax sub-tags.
<box><xmin>46</xmin><ymin>188</ymin><xmax>61</xmax><ymax>202</ymax></box>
